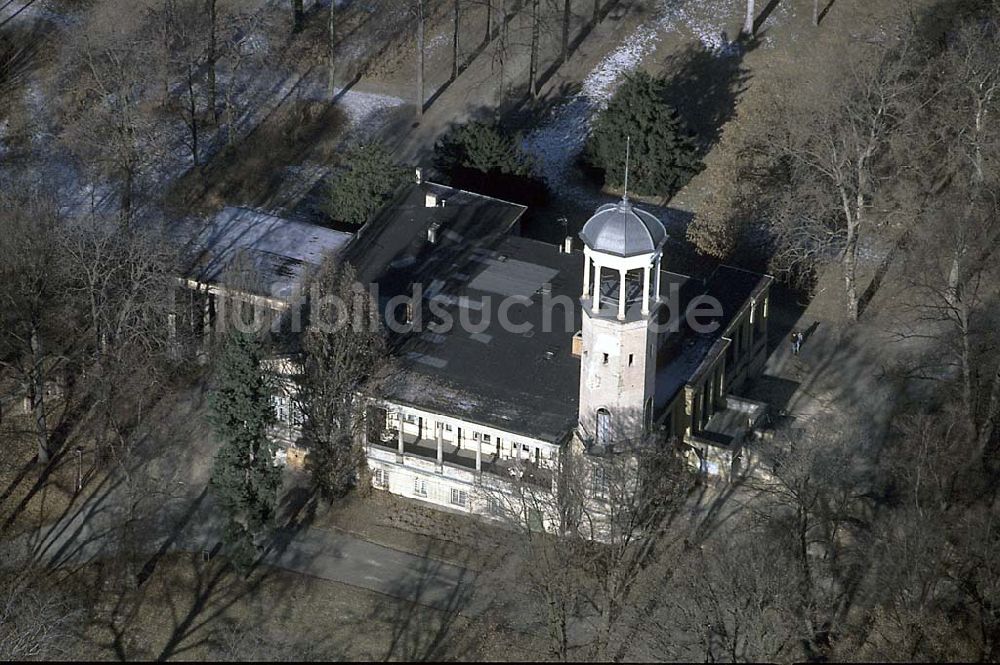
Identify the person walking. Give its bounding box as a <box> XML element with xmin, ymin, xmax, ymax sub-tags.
<box><xmin>791</xmin><ymin>330</ymin><xmax>801</xmax><ymax>356</ymax></box>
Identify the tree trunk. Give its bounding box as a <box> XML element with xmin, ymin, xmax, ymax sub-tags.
<box><xmin>529</xmin><ymin>0</ymin><xmax>540</xmax><ymax>98</ymax></box>
<box><xmin>561</xmin><ymin>0</ymin><xmax>571</xmax><ymax>64</ymax></box>
<box><xmin>328</xmin><ymin>0</ymin><xmax>336</xmax><ymax>94</ymax></box>
<box><xmin>416</xmin><ymin>0</ymin><xmax>424</xmax><ymax>117</ymax></box>
<box><xmin>29</xmin><ymin>326</ymin><xmax>49</xmax><ymax>465</ymax></box>
<box><xmin>121</xmin><ymin>166</ymin><xmax>134</xmax><ymax>222</ymax></box>
<box><xmin>452</xmin><ymin>0</ymin><xmax>460</xmax><ymax>81</ymax></box>
<box><xmin>293</xmin><ymin>0</ymin><xmax>304</xmax><ymax>33</ymax></box>
<box><xmin>187</xmin><ymin>63</ymin><xmax>199</xmax><ymax>165</ymax></box>
<box><xmin>485</xmin><ymin>0</ymin><xmax>492</xmax><ymax>44</ymax></box>
<box><xmin>842</xmin><ymin>225</ymin><xmax>859</xmax><ymax>321</ymax></box>
<box><xmin>208</xmin><ymin>0</ymin><xmax>218</xmax><ymax>120</ymax></box>
<box><xmin>743</xmin><ymin>0</ymin><xmax>755</xmax><ymax>36</ymax></box>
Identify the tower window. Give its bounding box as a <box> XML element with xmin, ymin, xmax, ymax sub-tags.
<box><xmin>602</xmin><ymin>353</ymin><xmax>609</xmax><ymax>365</ymax></box>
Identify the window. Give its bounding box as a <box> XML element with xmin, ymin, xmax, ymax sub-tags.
<box><xmin>592</xmin><ymin>466</ymin><xmax>608</xmax><ymax>497</ymax></box>
<box><xmin>445</xmin><ymin>424</ymin><xmax>453</xmax><ymax>431</ymax></box>
<box><xmin>628</xmin><ymin>353</ymin><xmax>634</xmax><ymax>366</ymax></box>
<box><xmin>373</xmin><ymin>468</ymin><xmax>388</xmax><ymax>488</ymax></box>
<box><xmin>404</xmin><ymin>414</ymin><xmax>417</xmax><ymax>424</ymax></box>
<box><xmin>271</xmin><ymin>394</ymin><xmax>289</xmax><ymax>422</ymax></box>
<box><xmin>602</xmin><ymin>353</ymin><xmax>609</xmax><ymax>365</ymax></box>
<box><xmin>483</xmin><ymin>434</ymin><xmax>492</xmax><ymax>443</ymax></box>
<box><xmin>413</xmin><ymin>477</ymin><xmax>428</xmax><ymax>497</ymax></box>
<box><xmin>488</xmin><ymin>497</ymin><xmax>504</xmax><ymax>516</ymax></box>
<box><xmin>451</xmin><ymin>488</ymin><xmax>468</xmax><ymax>507</ymax></box>
<box><xmin>473</xmin><ymin>431</ymin><xmax>480</xmax><ymax>440</ymax></box>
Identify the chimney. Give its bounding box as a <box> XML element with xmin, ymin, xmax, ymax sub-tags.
<box><xmin>427</xmin><ymin>221</ymin><xmax>441</xmax><ymax>244</ymax></box>
<box><xmin>425</xmin><ymin>192</ymin><xmax>438</xmax><ymax>207</ymax></box>
<box><xmin>563</xmin><ymin>236</ymin><xmax>573</xmax><ymax>253</ymax></box>
<box><xmin>415</xmin><ymin>167</ymin><xmax>423</xmax><ymax>184</ymax></box>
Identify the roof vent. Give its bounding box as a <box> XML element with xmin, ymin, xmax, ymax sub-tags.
<box><xmin>562</xmin><ymin>236</ymin><xmax>573</xmax><ymax>253</ymax></box>
<box><xmin>415</xmin><ymin>167</ymin><xmax>423</xmax><ymax>184</ymax></box>
<box><xmin>497</xmin><ymin>254</ymin><xmax>508</xmax><ymax>262</ymax></box>
<box><xmin>425</xmin><ymin>192</ymin><xmax>439</xmax><ymax>208</ymax></box>
<box><xmin>427</xmin><ymin>221</ymin><xmax>441</xmax><ymax>244</ymax></box>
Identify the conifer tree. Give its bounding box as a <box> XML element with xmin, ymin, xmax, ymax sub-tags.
<box><xmin>209</xmin><ymin>330</ymin><xmax>282</xmax><ymax>569</ymax></box>
<box><xmin>585</xmin><ymin>71</ymin><xmax>702</xmax><ymax>199</ymax></box>
<box><xmin>325</xmin><ymin>143</ymin><xmax>406</xmax><ymax>226</ymax></box>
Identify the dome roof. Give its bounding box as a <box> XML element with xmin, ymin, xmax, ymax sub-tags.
<box><xmin>579</xmin><ymin>199</ymin><xmax>667</xmax><ymax>258</ymax></box>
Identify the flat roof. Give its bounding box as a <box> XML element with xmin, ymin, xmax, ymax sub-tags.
<box><xmin>344</xmin><ymin>183</ymin><xmax>582</xmax><ymax>443</ymax></box>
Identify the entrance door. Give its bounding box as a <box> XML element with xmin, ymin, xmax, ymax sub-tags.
<box><xmin>596</xmin><ymin>409</ymin><xmax>611</xmax><ymax>446</ymax></box>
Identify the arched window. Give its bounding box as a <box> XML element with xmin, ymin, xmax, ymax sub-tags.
<box><xmin>596</xmin><ymin>408</ymin><xmax>611</xmax><ymax>446</ymax></box>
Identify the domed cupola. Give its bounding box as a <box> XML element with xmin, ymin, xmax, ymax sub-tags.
<box><xmin>579</xmin><ymin>198</ymin><xmax>667</xmax><ymax>258</ymax></box>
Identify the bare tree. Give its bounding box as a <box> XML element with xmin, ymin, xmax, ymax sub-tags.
<box><xmin>492</xmin><ymin>437</ymin><xmax>691</xmax><ymax>660</ymax></box>
<box><xmin>298</xmin><ymin>258</ymin><xmax>387</xmax><ymax>499</ymax></box>
<box><xmin>760</xmin><ymin>35</ymin><xmax>914</xmax><ymax>318</ymax></box>
<box><xmin>0</xmin><ymin>190</ymin><xmax>77</xmax><ymax>465</ymax></box>
<box><xmin>653</xmin><ymin>530</ymin><xmax>803</xmax><ymax>662</ymax></box>
<box><xmin>59</xmin><ymin>0</ymin><xmax>166</xmax><ymax>221</ymax></box>
<box><xmin>0</xmin><ymin>571</ymin><xmax>79</xmax><ymax>659</ymax></box>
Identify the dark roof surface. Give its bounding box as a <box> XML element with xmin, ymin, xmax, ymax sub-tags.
<box><xmin>344</xmin><ymin>183</ymin><xmax>586</xmax><ymax>443</ymax></box>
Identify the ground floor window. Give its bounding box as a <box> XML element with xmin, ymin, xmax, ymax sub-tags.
<box><xmin>451</xmin><ymin>488</ymin><xmax>468</xmax><ymax>507</ymax></box>
<box><xmin>488</xmin><ymin>497</ymin><xmax>504</xmax><ymax>516</ymax></box>
<box><xmin>373</xmin><ymin>468</ymin><xmax>388</xmax><ymax>488</ymax></box>
<box><xmin>414</xmin><ymin>477</ymin><xmax>428</xmax><ymax>497</ymax></box>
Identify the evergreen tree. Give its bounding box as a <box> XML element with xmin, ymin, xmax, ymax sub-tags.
<box><xmin>209</xmin><ymin>330</ymin><xmax>282</xmax><ymax>569</ymax></box>
<box><xmin>434</xmin><ymin>121</ymin><xmax>535</xmax><ymax>177</ymax></box>
<box><xmin>585</xmin><ymin>71</ymin><xmax>702</xmax><ymax>199</ymax></box>
<box><xmin>433</xmin><ymin>120</ymin><xmax>548</xmax><ymax>206</ymax></box>
<box><xmin>325</xmin><ymin>143</ymin><xmax>406</xmax><ymax>226</ymax></box>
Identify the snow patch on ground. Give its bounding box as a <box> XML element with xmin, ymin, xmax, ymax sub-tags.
<box><xmin>522</xmin><ymin>0</ymin><xmax>748</xmax><ymax>216</ymax></box>
<box><xmin>334</xmin><ymin>88</ymin><xmax>406</xmax><ymax>137</ymax></box>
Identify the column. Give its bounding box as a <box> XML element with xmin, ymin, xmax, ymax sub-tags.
<box><xmin>397</xmin><ymin>412</ymin><xmax>405</xmax><ymax>459</ymax></box>
<box><xmin>617</xmin><ymin>268</ymin><xmax>627</xmax><ymax>320</ymax></box>
<box><xmin>476</xmin><ymin>436</ymin><xmax>482</xmax><ymax>473</ymax></box>
<box><xmin>654</xmin><ymin>255</ymin><xmax>662</xmax><ymax>302</ymax></box>
<box><xmin>436</xmin><ymin>422</ymin><xmax>443</xmax><ymax>471</ymax></box>
<box><xmin>641</xmin><ymin>263</ymin><xmax>651</xmax><ymax>315</ymax></box>
<box><xmin>582</xmin><ymin>253</ymin><xmax>591</xmax><ymax>297</ymax></box>
<box><xmin>592</xmin><ymin>264</ymin><xmax>602</xmax><ymax>312</ymax></box>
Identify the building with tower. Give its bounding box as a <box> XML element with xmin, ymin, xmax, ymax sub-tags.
<box><xmin>182</xmin><ymin>177</ymin><xmax>773</xmax><ymax>521</ymax></box>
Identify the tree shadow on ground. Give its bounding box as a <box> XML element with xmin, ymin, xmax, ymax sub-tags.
<box><xmin>368</xmin><ymin>542</ymin><xmax>481</xmax><ymax>661</ymax></box>
<box><xmin>660</xmin><ymin>36</ymin><xmax>755</xmax><ymax>160</ymax></box>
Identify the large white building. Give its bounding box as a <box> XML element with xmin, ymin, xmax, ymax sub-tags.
<box><xmin>180</xmin><ymin>179</ymin><xmax>772</xmax><ymax>520</ymax></box>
